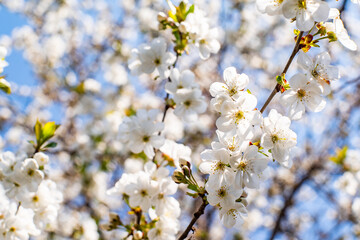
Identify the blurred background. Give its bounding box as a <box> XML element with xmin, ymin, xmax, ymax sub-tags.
<box><xmin>0</xmin><ymin>0</ymin><xmax>360</xmax><ymax>239</ymax></box>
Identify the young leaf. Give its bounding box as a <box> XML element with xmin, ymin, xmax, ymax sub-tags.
<box><xmin>34</xmin><ymin>120</ymin><xmax>42</xmax><ymax>144</ymax></box>
<box><xmin>42</xmin><ymin>121</ymin><xmax>58</xmax><ymax>142</ymax></box>
<box><xmin>43</xmin><ymin>142</ymin><xmax>57</xmax><ymax>149</ymax></box>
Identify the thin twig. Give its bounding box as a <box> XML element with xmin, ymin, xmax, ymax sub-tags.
<box><xmin>260</xmin><ymin>31</ymin><xmax>304</xmax><ymax>113</ymax></box>
<box><xmin>178</xmin><ymin>197</ymin><xmax>208</xmax><ymax>240</ymax></box>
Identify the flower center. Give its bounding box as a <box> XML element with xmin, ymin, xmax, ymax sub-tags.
<box><xmin>298</xmin><ymin>0</ymin><xmax>306</xmax><ymax>9</ymax></box>
<box><xmin>215</xmin><ymin>161</ymin><xmax>226</xmax><ymax>171</ymax></box>
<box><xmin>140</xmin><ymin>189</ymin><xmax>148</xmax><ymax>197</ymax></box>
<box><xmin>158</xmin><ymin>193</ymin><xmax>164</xmax><ymax>199</ymax></box>
<box><xmin>154</xmin><ymin>58</ymin><xmax>161</xmax><ymax>65</ymax></box>
<box><xmin>228</xmin><ymin>87</ymin><xmax>237</xmax><ymax>97</ymax></box>
<box><xmin>143</xmin><ymin>136</ymin><xmax>150</xmax><ymax>142</ymax></box>
<box><xmin>218</xmin><ymin>187</ymin><xmax>227</xmax><ymax>198</ymax></box>
<box><xmin>239</xmin><ymin>161</ymin><xmax>247</xmax><ymax>170</ymax></box>
<box><xmin>234</xmin><ymin>110</ymin><xmax>245</xmax><ymax>124</ymax></box>
<box><xmin>272</xmin><ymin>135</ymin><xmax>279</xmax><ymax>143</ymax></box>
<box><xmin>297</xmin><ymin>89</ymin><xmax>306</xmax><ymax>99</ymax></box>
<box><xmin>28</xmin><ymin>169</ymin><xmax>34</xmax><ymax>176</ymax></box>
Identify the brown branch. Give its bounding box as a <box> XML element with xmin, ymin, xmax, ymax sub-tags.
<box><xmin>260</xmin><ymin>31</ymin><xmax>304</xmax><ymax>113</ymax></box>
<box><xmin>269</xmin><ymin>162</ymin><xmax>319</xmax><ymax>240</ymax></box>
<box><xmin>178</xmin><ymin>197</ymin><xmax>208</xmax><ymax>240</ymax></box>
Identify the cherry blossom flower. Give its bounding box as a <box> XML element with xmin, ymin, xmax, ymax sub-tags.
<box><xmin>128</xmin><ymin>37</ymin><xmax>176</xmax><ymax>79</ymax></box>
<box><xmin>165</xmin><ymin>69</ymin><xmax>198</xmax><ymax>95</ymax></box>
<box><xmin>180</xmin><ymin>6</ymin><xmax>220</xmax><ymax>59</ymax></box>
<box><xmin>216</xmin><ymin>92</ymin><xmax>261</xmax><ymax>133</ymax></box>
<box><xmin>207</xmin><ymin>184</ymin><xmax>242</xmax><ymax>207</ymax></box>
<box><xmin>257</xmin><ymin>0</ymin><xmax>284</xmax><ymax>16</ymax></box>
<box><xmin>199</xmin><ymin>148</ymin><xmax>236</xmax><ymax>189</ymax></box>
<box><xmin>211</xmin><ymin>130</ymin><xmax>253</xmax><ymax>156</ymax></box>
<box><xmin>153</xmin><ymin>179</ymin><xmax>179</xmax><ymax>215</ymax></box>
<box><xmin>210</xmin><ymin>67</ymin><xmax>249</xmax><ymax>103</ymax></box>
<box><xmin>147</xmin><ymin>218</ymin><xmax>177</xmax><ymax>240</ymax></box>
<box><xmin>231</xmin><ymin>145</ymin><xmax>269</xmax><ymax>189</ymax></box>
<box><xmin>173</xmin><ymin>88</ymin><xmax>207</xmax><ymax>121</ymax></box>
<box><xmin>282</xmin><ymin>0</ymin><xmax>330</xmax><ymax>31</ymax></box>
<box><xmin>1</xmin><ymin>203</ymin><xmax>40</xmax><ymax>240</ymax></box>
<box><xmin>219</xmin><ymin>201</ymin><xmax>247</xmax><ymax>229</ymax></box>
<box><xmin>297</xmin><ymin>51</ymin><xmax>340</xmax><ymax>95</ymax></box>
<box><xmin>280</xmin><ymin>73</ymin><xmax>326</xmax><ymax>120</ymax></box>
<box><xmin>126</xmin><ymin>174</ymin><xmax>159</xmax><ymax>211</ymax></box>
<box><xmin>119</xmin><ymin>109</ymin><xmax>165</xmax><ymax>159</ymax></box>
<box><xmin>325</xmin><ymin>8</ymin><xmax>357</xmax><ymax>51</ymax></box>
<box><xmin>261</xmin><ymin>109</ymin><xmax>297</xmax><ymax>167</ymax></box>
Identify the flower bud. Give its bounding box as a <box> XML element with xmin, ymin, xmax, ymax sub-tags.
<box><xmin>179</xmin><ymin>159</ymin><xmax>191</xmax><ymax>169</ymax></box>
<box><xmin>181</xmin><ymin>165</ymin><xmax>191</xmax><ymax>177</ymax></box>
<box><xmin>134</xmin><ymin>230</ymin><xmax>143</xmax><ymax>239</ymax></box>
<box><xmin>172</xmin><ymin>170</ymin><xmax>186</xmax><ymax>184</ymax></box>
<box><xmin>109</xmin><ymin>212</ymin><xmax>121</xmax><ymax>225</ymax></box>
<box><xmin>157</xmin><ymin>12</ymin><xmax>168</xmax><ymax>22</ymax></box>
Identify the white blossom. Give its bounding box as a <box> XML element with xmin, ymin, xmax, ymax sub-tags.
<box><xmin>219</xmin><ymin>201</ymin><xmax>247</xmax><ymax>229</ymax></box>
<box><xmin>297</xmin><ymin>51</ymin><xmax>340</xmax><ymax>95</ymax></box>
<box><xmin>280</xmin><ymin>73</ymin><xmax>326</xmax><ymax>120</ymax></box>
<box><xmin>128</xmin><ymin>37</ymin><xmax>176</xmax><ymax>79</ymax></box>
<box><xmin>199</xmin><ymin>148</ymin><xmax>236</xmax><ymax>189</ymax></box>
<box><xmin>261</xmin><ymin>109</ymin><xmax>297</xmax><ymax>167</ymax></box>
<box><xmin>325</xmin><ymin>8</ymin><xmax>357</xmax><ymax>51</ymax></box>
<box><xmin>282</xmin><ymin>0</ymin><xmax>330</xmax><ymax>31</ymax></box>
<box><xmin>231</xmin><ymin>145</ymin><xmax>269</xmax><ymax>189</ymax></box>
<box><xmin>173</xmin><ymin>88</ymin><xmax>207</xmax><ymax>121</ymax></box>
<box><xmin>216</xmin><ymin>92</ymin><xmax>261</xmax><ymax>133</ymax></box>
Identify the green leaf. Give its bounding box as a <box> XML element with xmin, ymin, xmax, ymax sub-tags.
<box><xmin>276</xmin><ymin>75</ymin><xmax>283</xmax><ymax>85</ymax></box>
<box><xmin>43</xmin><ymin>142</ymin><xmax>57</xmax><ymax>149</ymax></box>
<box><xmin>329</xmin><ymin>146</ymin><xmax>348</xmax><ymax>165</ymax></box>
<box><xmin>186</xmin><ymin>192</ymin><xmax>199</xmax><ymax>198</ymax></box>
<box><xmin>179</xmin><ymin>2</ymin><xmax>186</xmax><ymax>15</ymax></box>
<box><xmin>186</xmin><ymin>4</ymin><xmax>195</xmax><ymax>16</ymax></box>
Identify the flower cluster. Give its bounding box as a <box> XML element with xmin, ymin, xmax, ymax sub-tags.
<box><xmin>158</xmin><ymin>2</ymin><xmax>220</xmax><ymax>59</ymax></box>
<box><xmin>200</xmin><ymin>67</ymin><xmax>297</xmax><ymax>228</ymax></box>
<box><xmin>177</xmin><ymin>6</ymin><xmax>220</xmax><ymax>59</ymax></box>
<box><xmin>280</xmin><ymin>50</ymin><xmax>339</xmax><ymax>120</ymax></box>
<box><xmin>257</xmin><ymin>0</ymin><xmax>357</xmax><ymax>51</ymax></box>
<box><xmin>0</xmin><ymin>152</ymin><xmax>62</xmax><ymax>239</ymax></box>
<box><xmin>107</xmin><ymin>161</ymin><xmax>180</xmax><ymax>240</ymax></box>
<box><xmin>257</xmin><ymin>0</ymin><xmax>329</xmax><ymax>30</ymax></box>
